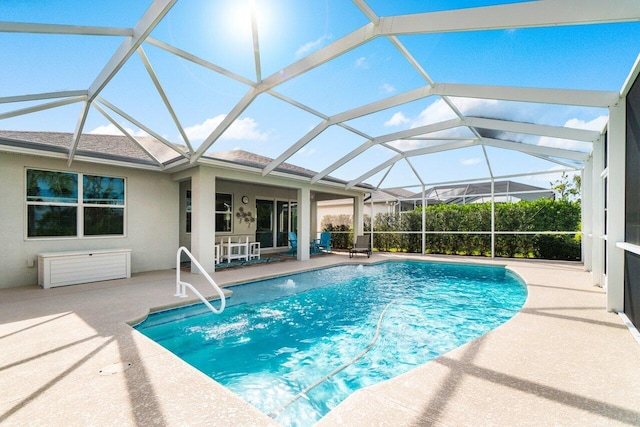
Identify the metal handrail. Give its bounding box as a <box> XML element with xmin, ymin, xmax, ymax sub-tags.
<box><xmin>175</xmin><ymin>246</ymin><xmax>226</xmax><ymax>314</ymax></box>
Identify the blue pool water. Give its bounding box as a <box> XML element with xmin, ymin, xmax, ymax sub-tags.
<box><xmin>135</xmin><ymin>261</ymin><xmax>527</xmax><ymax>426</ymax></box>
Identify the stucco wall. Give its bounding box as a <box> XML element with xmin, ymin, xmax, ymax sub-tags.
<box><xmin>0</xmin><ymin>152</ymin><xmax>178</xmax><ymax>288</ymax></box>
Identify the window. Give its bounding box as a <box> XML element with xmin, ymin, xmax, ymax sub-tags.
<box><xmin>27</xmin><ymin>170</ymin><xmax>78</xmax><ymax>237</ymax></box>
<box><xmin>215</xmin><ymin>193</ymin><xmax>232</xmax><ymax>233</ymax></box>
<box><xmin>26</xmin><ymin>169</ymin><xmax>125</xmax><ymax>238</ymax></box>
<box><xmin>83</xmin><ymin>174</ymin><xmax>125</xmax><ymax>236</ymax></box>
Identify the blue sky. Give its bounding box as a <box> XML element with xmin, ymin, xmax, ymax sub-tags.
<box><xmin>1</xmin><ymin>1</ymin><xmax>639</xmax><ymax>190</ymax></box>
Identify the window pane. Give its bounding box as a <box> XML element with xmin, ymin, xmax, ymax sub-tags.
<box><xmin>216</xmin><ymin>193</ymin><xmax>232</xmax><ymax>212</ymax></box>
<box><xmin>216</xmin><ymin>213</ymin><xmax>232</xmax><ymax>232</ymax></box>
<box><xmin>27</xmin><ymin>206</ymin><xmax>77</xmax><ymax>237</ymax></box>
<box><xmin>84</xmin><ymin>207</ymin><xmax>124</xmax><ymax>235</ymax></box>
<box><xmin>83</xmin><ymin>175</ymin><xmax>125</xmax><ymax>205</ymax></box>
<box><xmin>27</xmin><ymin>170</ymin><xmax>77</xmax><ymax>203</ymax></box>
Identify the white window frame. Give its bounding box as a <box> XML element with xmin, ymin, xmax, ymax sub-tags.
<box><xmin>215</xmin><ymin>192</ymin><xmax>233</xmax><ymax>234</ymax></box>
<box><xmin>25</xmin><ymin>168</ymin><xmax>127</xmax><ymax>240</ymax></box>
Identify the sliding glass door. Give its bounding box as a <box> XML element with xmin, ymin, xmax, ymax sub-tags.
<box><xmin>256</xmin><ymin>199</ymin><xmax>297</xmax><ymax>249</ymax></box>
<box><xmin>256</xmin><ymin>199</ymin><xmax>274</xmax><ymax>248</ymax></box>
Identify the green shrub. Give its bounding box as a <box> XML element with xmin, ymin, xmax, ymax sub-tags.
<box><xmin>368</xmin><ymin>199</ymin><xmax>581</xmax><ymax>261</ymax></box>
<box><xmin>532</xmin><ymin>234</ymin><xmax>581</xmax><ymax>260</ymax></box>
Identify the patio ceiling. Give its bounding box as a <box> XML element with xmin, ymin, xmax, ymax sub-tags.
<box><xmin>1</xmin><ymin>0</ymin><xmax>639</xmax><ymax>191</ymax></box>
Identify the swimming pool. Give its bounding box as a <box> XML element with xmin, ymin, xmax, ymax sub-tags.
<box><xmin>135</xmin><ymin>261</ymin><xmax>527</xmax><ymax>426</ymax></box>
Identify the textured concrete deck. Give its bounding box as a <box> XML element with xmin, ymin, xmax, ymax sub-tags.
<box><xmin>1</xmin><ymin>254</ymin><xmax>639</xmax><ymax>426</ymax></box>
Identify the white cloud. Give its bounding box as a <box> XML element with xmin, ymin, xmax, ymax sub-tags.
<box><xmin>537</xmin><ymin>115</ymin><xmax>606</xmax><ymax>151</ymax></box>
<box><xmin>461</xmin><ymin>157</ymin><xmax>482</xmax><ymax>166</ymax></box>
<box><xmin>355</xmin><ymin>57</ymin><xmax>368</xmax><ymax>69</ymax></box>
<box><xmin>185</xmin><ymin>115</ymin><xmax>270</xmax><ymax>142</ymax></box>
<box><xmin>409</xmin><ymin>98</ymin><xmax>605</xmax><ymax>152</ymax></box>
<box><xmin>299</xmin><ymin>146</ymin><xmax>317</xmax><ymax>156</ymax></box>
<box><xmin>564</xmin><ymin>115</ymin><xmax>607</xmax><ymax>132</ymax></box>
<box><xmin>380</xmin><ymin>83</ymin><xmax>396</xmax><ymax>94</ymax></box>
<box><xmin>89</xmin><ymin>123</ymin><xmax>148</xmax><ymax>137</ymax></box>
<box><xmin>384</xmin><ymin>112</ymin><xmax>410</xmax><ymax>127</ymax></box>
<box><xmin>411</xmin><ymin>98</ymin><xmax>461</xmax><ymax>128</ymax></box>
<box><xmin>295</xmin><ymin>34</ymin><xmax>332</xmax><ymax>58</ymax></box>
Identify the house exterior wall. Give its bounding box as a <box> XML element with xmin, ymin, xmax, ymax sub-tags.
<box><xmin>177</xmin><ymin>178</ymin><xmax>299</xmax><ymax>250</ymax></box>
<box><xmin>317</xmin><ymin>199</ymin><xmax>396</xmax><ymax>232</ymax></box>
<box><xmin>0</xmin><ymin>152</ymin><xmax>178</xmax><ymax>289</ymax></box>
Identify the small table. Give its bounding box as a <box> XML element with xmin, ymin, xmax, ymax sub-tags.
<box><xmin>249</xmin><ymin>242</ymin><xmax>260</xmax><ymax>260</ymax></box>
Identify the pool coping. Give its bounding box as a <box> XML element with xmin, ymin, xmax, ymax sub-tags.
<box><xmin>1</xmin><ymin>253</ymin><xmax>639</xmax><ymax>426</ymax></box>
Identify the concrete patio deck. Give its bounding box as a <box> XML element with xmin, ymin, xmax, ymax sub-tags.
<box><xmin>1</xmin><ymin>254</ymin><xmax>639</xmax><ymax>426</ymax></box>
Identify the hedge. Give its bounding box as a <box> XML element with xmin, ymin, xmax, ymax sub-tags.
<box><xmin>322</xmin><ymin>199</ymin><xmax>581</xmax><ymax>261</ymax></box>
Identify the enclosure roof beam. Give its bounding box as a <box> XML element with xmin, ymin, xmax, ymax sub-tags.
<box><xmin>432</xmin><ymin>83</ymin><xmax>619</xmax><ymax>108</ymax></box>
<box><xmin>377</xmin><ymin>0</ymin><xmax>640</xmax><ymax>36</ymax></box>
<box><xmin>463</xmin><ymin>116</ymin><xmax>601</xmax><ymax>142</ymax></box>
<box><xmin>0</xmin><ymin>21</ymin><xmax>133</xmax><ymax>36</ymax></box>
<box><xmin>0</xmin><ymin>90</ymin><xmax>88</xmax><ymax>104</ymax></box>
<box><xmin>0</xmin><ymin>96</ymin><xmax>85</xmax><ymax>120</ymax></box>
<box><xmin>346</xmin><ymin>139</ymin><xmax>477</xmax><ymax>190</ymax></box>
<box><xmin>481</xmin><ymin>137</ymin><xmax>590</xmax><ymax>162</ymax></box>
<box><xmin>311</xmin><ymin>118</ymin><xmax>462</xmax><ymax>184</ymax></box>
<box><xmin>87</xmin><ymin>0</ymin><xmax>177</xmax><ymax>102</ymax></box>
<box><xmin>263</xmin><ymin>86</ymin><xmax>435</xmax><ymax>176</ymax></box>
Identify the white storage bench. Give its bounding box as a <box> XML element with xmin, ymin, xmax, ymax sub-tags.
<box><xmin>38</xmin><ymin>249</ymin><xmax>131</xmax><ymax>289</ymax></box>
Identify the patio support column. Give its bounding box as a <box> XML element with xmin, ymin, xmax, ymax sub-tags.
<box><xmin>591</xmin><ymin>136</ymin><xmax>605</xmax><ymax>286</ymax></box>
<box><xmin>353</xmin><ymin>193</ymin><xmax>364</xmax><ymax>238</ymax></box>
<box><xmin>297</xmin><ymin>186</ymin><xmax>311</xmax><ymax>261</ymax></box>
<box><xmin>606</xmin><ymin>102</ymin><xmax>625</xmax><ymax>312</ymax></box>
<box><xmin>191</xmin><ymin>166</ymin><xmax>216</xmax><ymax>273</ymax></box>
<box><xmin>421</xmin><ymin>184</ymin><xmax>426</xmax><ymax>255</ymax></box>
<box><xmin>490</xmin><ymin>179</ymin><xmax>495</xmax><ymax>258</ymax></box>
<box><xmin>370</xmin><ymin>193</ymin><xmax>375</xmax><ymax>249</ymax></box>
<box><xmin>582</xmin><ymin>158</ymin><xmax>593</xmax><ymax>270</ymax></box>
<box><xmin>310</xmin><ymin>197</ymin><xmax>318</xmax><ymax>241</ymax></box>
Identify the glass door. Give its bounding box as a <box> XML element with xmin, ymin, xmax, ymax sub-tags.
<box><xmin>256</xmin><ymin>199</ymin><xmax>274</xmax><ymax>248</ymax></box>
<box><xmin>256</xmin><ymin>199</ymin><xmax>297</xmax><ymax>249</ymax></box>
<box><xmin>277</xmin><ymin>201</ymin><xmax>290</xmax><ymax>247</ymax></box>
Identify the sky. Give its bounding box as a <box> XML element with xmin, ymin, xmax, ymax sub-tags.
<box><xmin>1</xmin><ymin>0</ymin><xmax>639</xmax><ymax>191</ymax></box>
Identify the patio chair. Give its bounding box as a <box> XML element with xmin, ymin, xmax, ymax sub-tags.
<box><xmin>288</xmin><ymin>232</ymin><xmax>297</xmax><ymax>255</ymax></box>
<box><xmin>349</xmin><ymin>235</ymin><xmax>372</xmax><ymax>258</ymax></box>
<box><xmin>313</xmin><ymin>231</ymin><xmax>332</xmax><ymax>254</ymax></box>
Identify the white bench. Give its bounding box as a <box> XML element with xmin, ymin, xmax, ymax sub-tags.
<box><xmin>38</xmin><ymin>249</ymin><xmax>131</xmax><ymax>289</ymax></box>
<box><xmin>220</xmin><ymin>237</ymin><xmax>249</xmax><ymax>263</ymax></box>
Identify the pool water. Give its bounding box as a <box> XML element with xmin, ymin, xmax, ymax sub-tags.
<box><xmin>135</xmin><ymin>261</ymin><xmax>527</xmax><ymax>426</ymax></box>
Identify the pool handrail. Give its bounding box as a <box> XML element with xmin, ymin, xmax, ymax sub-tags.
<box><xmin>175</xmin><ymin>246</ymin><xmax>226</xmax><ymax>314</ymax></box>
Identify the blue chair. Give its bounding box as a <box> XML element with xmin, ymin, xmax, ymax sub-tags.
<box><xmin>313</xmin><ymin>232</ymin><xmax>331</xmax><ymax>254</ymax></box>
<box><xmin>288</xmin><ymin>232</ymin><xmax>297</xmax><ymax>255</ymax></box>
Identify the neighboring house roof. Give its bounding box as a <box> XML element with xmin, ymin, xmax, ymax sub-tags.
<box><xmin>419</xmin><ymin>180</ymin><xmax>554</xmax><ymax>204</ymax></box>
<box><xmin>0</xmin><ymin>130</ymin><xmax>372</xmax><ymax>190</ymax></box>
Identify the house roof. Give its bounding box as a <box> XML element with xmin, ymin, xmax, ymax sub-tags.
<box><xmin>0</xmin><ymin>130</ymin><xmax>181</xmax><ymax>165</ymax></box>
<box><xmin>1</xmin><ymin>2</ymin><xmax>639</xmax><ymax>193</ymax></box>
<box><xmin>0</xmin><ymin>129</ymin><xmax>371</xmax><ymax>189</ymax></box>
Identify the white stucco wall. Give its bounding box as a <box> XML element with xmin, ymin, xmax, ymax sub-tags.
<box><xmin>0</xmin><ymin>152</ymin><xmax>179</xmax><ymax>288</ymax></box>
